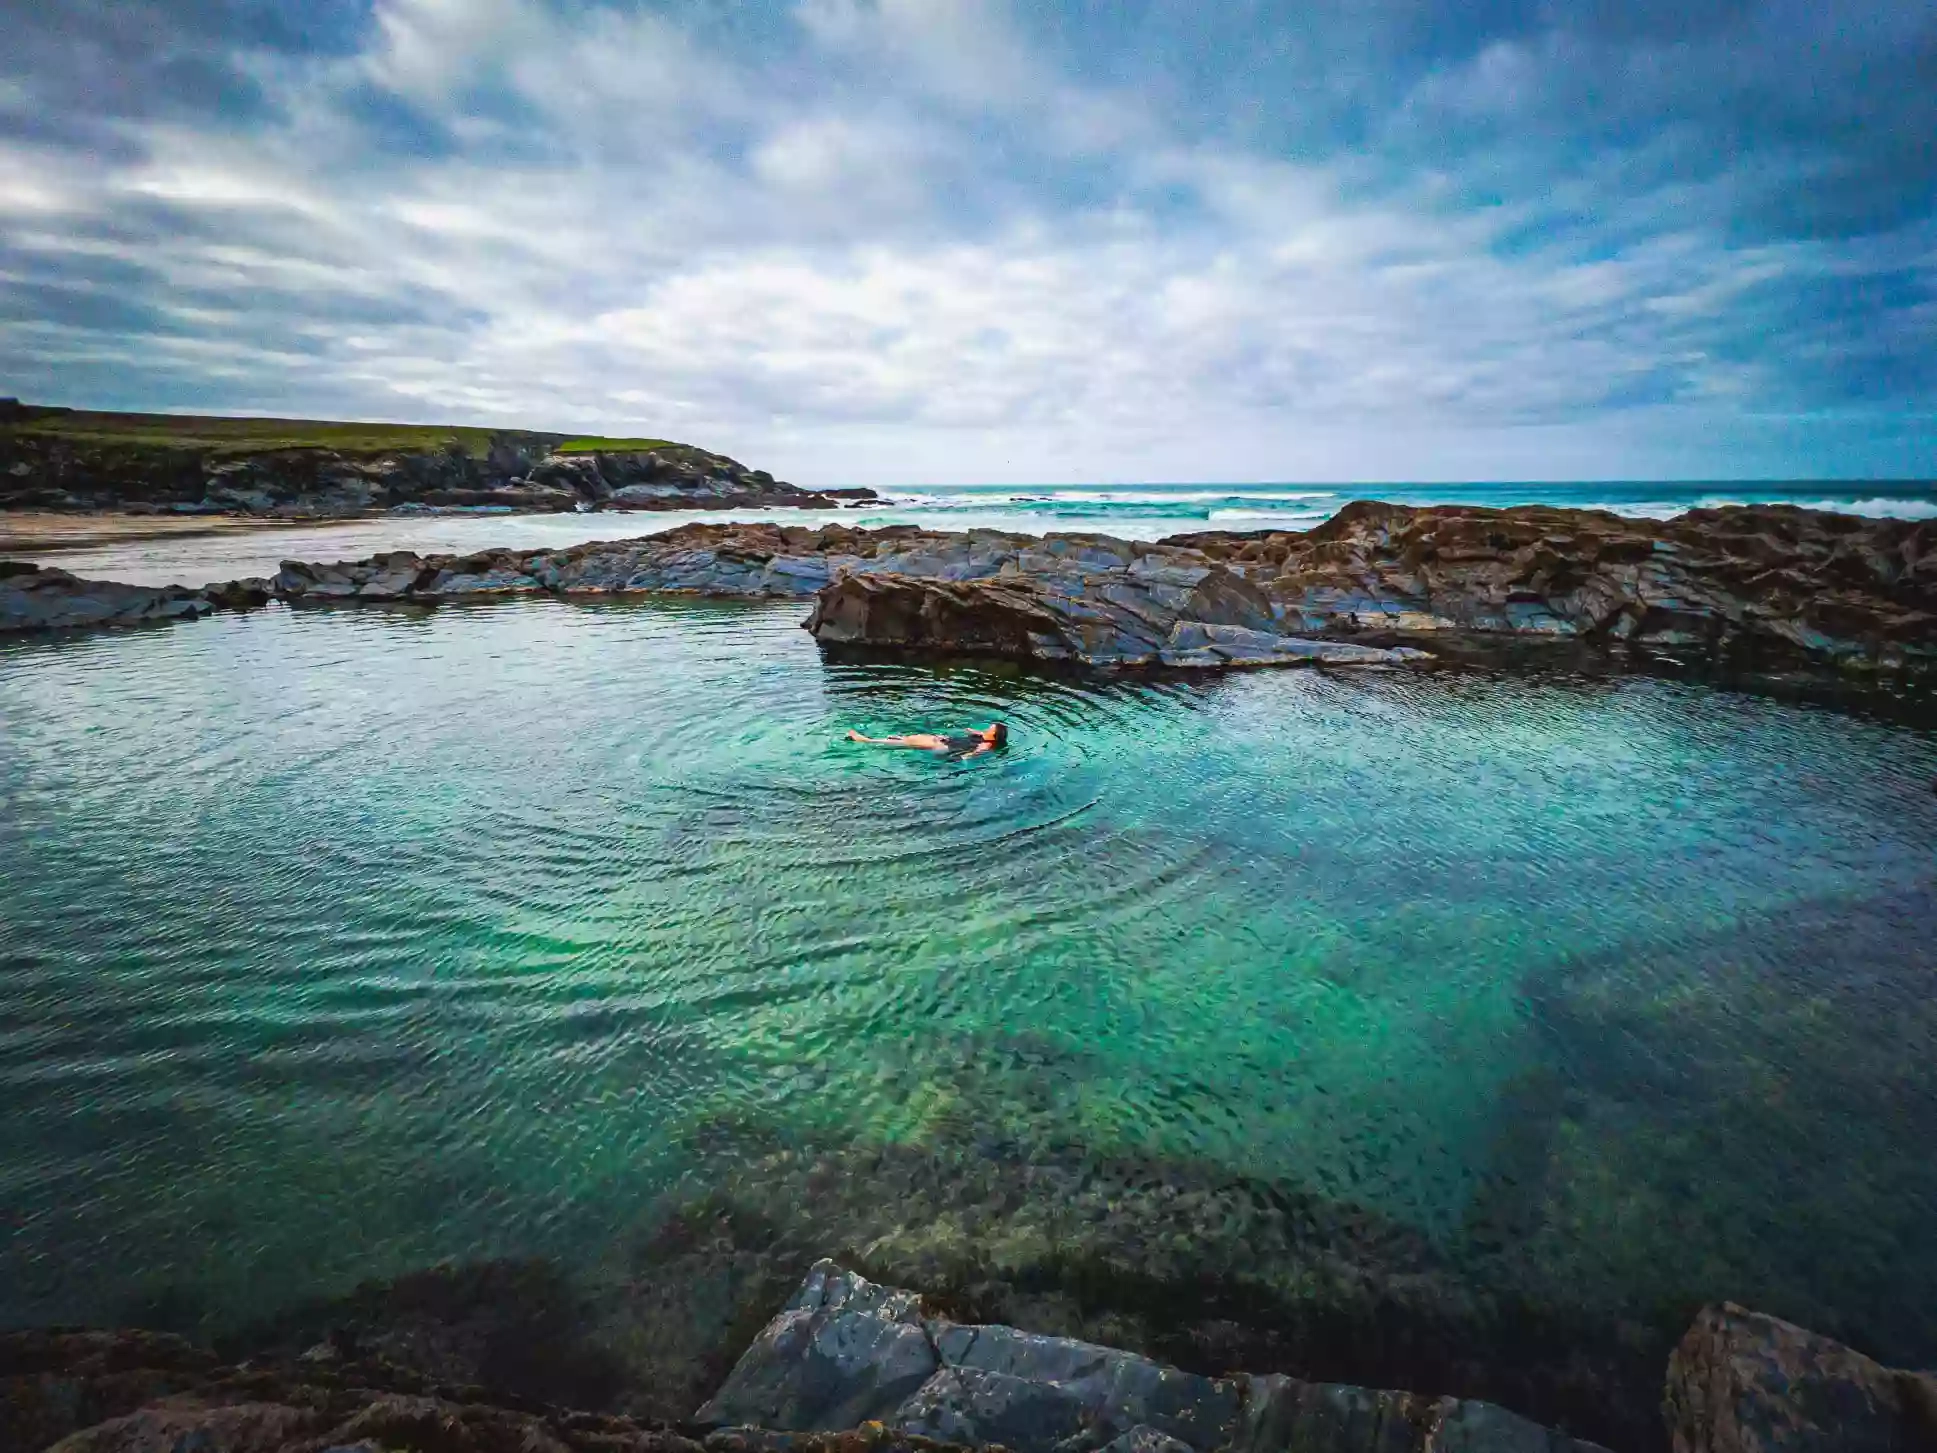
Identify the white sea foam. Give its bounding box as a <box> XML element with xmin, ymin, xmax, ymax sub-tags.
<box><xmin>1205</xmin><ymin>508</ymin><xmax>1333</xmax><ymax>524</ymax></box>
<box><xmin>1781</xmin><ymin>496</ymin><xmax>1937</xmax><ymax>520</ymax></box>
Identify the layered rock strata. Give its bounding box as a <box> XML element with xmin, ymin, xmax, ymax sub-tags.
<box><xmin>4</xmin><ymin>505</ymin><xmax>1934</xmax><ymax>688</ymax></box>
<box><xmin>1171</xmin><ymin>501</ymin><xmax>1935</xmax><ymax>678</ymax></box>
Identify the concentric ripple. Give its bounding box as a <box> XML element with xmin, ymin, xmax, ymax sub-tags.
<box><xmin>3</xmin><ymin>597</ymin><xmax>1937</xmax><ymax>1369</ymax></box>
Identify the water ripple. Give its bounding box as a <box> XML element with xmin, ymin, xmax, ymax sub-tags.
<box><xmin>2</xmin><ymin>598</ymin><xmax>1936</xmax><ymax>1366</ymax></box>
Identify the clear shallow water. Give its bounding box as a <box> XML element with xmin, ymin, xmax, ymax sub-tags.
<box><xmin>13</xmin><ymin>478</ymin><xmax>1937</xmax><ymax>588</ymax></box>
<box><xmin>3</xmin><ymin>597</ymin><xmax>1937</xmax><ymax>1377</ymax></box>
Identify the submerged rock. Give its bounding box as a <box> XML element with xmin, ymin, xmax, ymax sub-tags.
<box><xmin>1663</xmin><ymin>1302</ymin><xmax>1937</xmax><ymax>1453</ymax></box>
<box><xmin>699</xmin><ymin>1263</ymin><xmax>1608</xmax><ymax>1453</ymax></box>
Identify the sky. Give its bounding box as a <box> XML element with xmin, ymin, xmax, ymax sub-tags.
<box><xmin>0</xmin><ymin>0</ymin><xmax>1933</xmax><ymax>485</ymax></box>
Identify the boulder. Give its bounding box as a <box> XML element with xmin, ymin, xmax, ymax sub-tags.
<box><xmin>1663</xmin><ymin>1302</ymin><xmax>1937</xmax><ymax>1453</ymax></box>
<box><xmin>697</xmin><ymin>1263</ymin><xmax>1605</xmax><ymax>1453</ymax></box>
<box><xmin>696</xmin><ymin>1262</ymin><xmax>941</xmax><ymax>1433</ymax></box>
<box><xmin>804</xmin><ymin>573</ymin><xmax>1073</xmax><ymax>659</ymax></box>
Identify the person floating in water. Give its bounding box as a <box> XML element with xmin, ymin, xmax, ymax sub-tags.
<box><xmin>845</xmin><ymin>722</ymin><xmax>1007</xmax><ymax>758</ymax></box>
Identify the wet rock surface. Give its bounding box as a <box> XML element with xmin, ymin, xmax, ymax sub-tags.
<box><xmin>13</xmin><ymin>1267</ymin><xmax>1934</xmax><ymax>1453</ymax></box>
<box><xmin>692</xmin><ymin>1262</ymin><xmax>1609</xmax><ymax>1453</ymax></box>
<box><xmin>1663</xmin><ymin>1303</ymin><xmax>1937</xmax><ymax>1453</ymax></box>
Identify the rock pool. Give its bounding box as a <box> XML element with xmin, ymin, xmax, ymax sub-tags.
<box><xmin>2</xmin><ymin>595</ymin><xmax>1933</xmax><ymax>1445</ymax></box>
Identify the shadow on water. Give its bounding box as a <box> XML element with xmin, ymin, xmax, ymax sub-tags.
<box><xmin>1467</xmin><ymin>886</ymin><xmax>1937</xmax><ymax>1367</ymax></box>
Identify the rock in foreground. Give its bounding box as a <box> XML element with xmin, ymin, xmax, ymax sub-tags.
<box><xmin>698</xmin><ymin>1261</ymin><xmax>1609</xmax><ymax>1453</ymax></box>
<box><xmin>0</xmin><ymin>1327</ymin><xmax>956</xmax><ymax>1453</ymax></box>
<box><xmin>1663</xmin><ymin>1302</ymin><xmax>1937</xmax><ymax>1453</ymax></box>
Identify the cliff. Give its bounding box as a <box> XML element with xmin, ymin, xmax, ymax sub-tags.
<box><xmin>0</xmin><ymin>402</ymin><xmax>870</xmax><ymax>516</ymax></box>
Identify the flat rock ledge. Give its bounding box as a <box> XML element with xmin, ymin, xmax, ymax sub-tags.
<box><xmin>695</xmin><ymin>1262</ymin><xmax>1608</xmax><ymax>1453</ymax></box>
<box><xmin>4</xmin><ymin>502</ymin><xmax>1933</xmax><ymax>687</ymax></box>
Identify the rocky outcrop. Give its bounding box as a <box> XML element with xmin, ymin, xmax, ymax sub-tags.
<box><xmin>0</xmin><ymin>562</ymin><xmax>271</xmax><ymax>632</ymax></box>
<box><xmin>257</xmin><ymin>526</ymin><xmax>1428</xmax><ymax>670</ymax></box>
<box><xmin>1169</xmin><ymin>501</ymin><xmax>1936</xmax><ymax>680</ymax></box>
<box><xmin>698</xmin><ymin>1262</ymin><xmax>1608</xmax><ymax>1453</ymax></box>
<box><xmin>6</xmin><ymin>507</ymin><xmax>1934</xmax><ymax>690</ymax></box>
<box><xmin>1663</xmin><ymin>1303</ymin><xmax>1937</xmax><ymax>1453</ymax></box>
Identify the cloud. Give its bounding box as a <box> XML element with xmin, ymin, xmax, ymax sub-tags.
<box><xmin>0</xmin><ymin>0</ymin><xmax>1931</xmax><ymax>483</ymax></box>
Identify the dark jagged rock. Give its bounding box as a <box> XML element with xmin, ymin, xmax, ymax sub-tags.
<box><xmin>1663</xmin><ymin>1303</ymin><xmax>1937</xmax><ymax>1453</ymax></box>
<box><xmin>1167</xmin><ymin>500</ymin><xmax>1936</xmax><ymax>680</ymax></box>
<box><xmin>698</xmin><ymin>1263</ymin><xmax>1609</xmax><ymax>1453</ymax></box>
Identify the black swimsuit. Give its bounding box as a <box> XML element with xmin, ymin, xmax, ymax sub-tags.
<box><xmin>940</xmin><ymin>733</ymin><xmax>985</xmax><ymax>757</ymax></box>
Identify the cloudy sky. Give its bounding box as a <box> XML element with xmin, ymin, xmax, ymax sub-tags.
<box><xmin>1</xmin><ymin>0</ymin><xmax>1932</xmax><ymax>484</ymax></box>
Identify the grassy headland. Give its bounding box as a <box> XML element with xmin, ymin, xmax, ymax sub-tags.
<box><xmin>0</xmin><ymin>402</ymin><xmax>708</xmax><ymax>463</ymax></box>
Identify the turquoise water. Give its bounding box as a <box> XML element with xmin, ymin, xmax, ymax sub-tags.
<box><xmin>3</xmin><ymin>594</ymin><xmax>1937</xmax><ymax>1381</ymax></box>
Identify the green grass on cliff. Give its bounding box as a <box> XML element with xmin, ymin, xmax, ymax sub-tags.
<box><xmin>554</xmin><ymin>437</ymin><xmax>680</xmax><ymax>455</ymax></box>
<box><xmin>0</xmin><ymin>406</ymin><xmax>708</xmax><ymax>461</ymax></box>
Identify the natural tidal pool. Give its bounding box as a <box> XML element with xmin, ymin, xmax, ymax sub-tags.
<box><xmin>3</xmin><ymin>596</ymin><xmax>1936</xmax><ymax>1436</ymax></box>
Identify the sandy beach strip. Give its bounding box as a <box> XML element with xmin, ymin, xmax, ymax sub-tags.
<box><xmin>0</xmin><ymin>511</ymin><xmax>368</xmax><ymax>557</ymax></box>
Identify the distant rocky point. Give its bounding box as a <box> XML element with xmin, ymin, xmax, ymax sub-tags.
<box><xmin>0</xmin><ymin>400</ymin><xmax>875</xmax><ymax>516</ymax></box>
